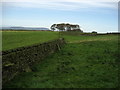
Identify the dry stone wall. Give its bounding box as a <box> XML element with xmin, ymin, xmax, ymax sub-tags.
<box><xmin>2</xmin><ymin>38</ymin><xmax>66</xmax><ymax>84</ymax></box>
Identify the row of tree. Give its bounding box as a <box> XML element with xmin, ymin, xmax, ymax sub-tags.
<box><xmin>51</xmin><ymin>23</ymin><xmax>83</xmax><ymax>32</ymax></box>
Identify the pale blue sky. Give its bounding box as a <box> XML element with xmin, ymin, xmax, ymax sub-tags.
<box><xmin>2</xmin><ymin>0</ymin><xmax>119</xmax><ymax>33</ymax></box>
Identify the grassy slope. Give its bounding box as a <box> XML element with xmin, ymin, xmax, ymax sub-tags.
<box><xmin>2</xmin><ymin>31</ymin><xmax>59</xmax><ymax>51</ymax></box>
<box><xmin>62</xmin><ymin>34</ymin><xmax>118</xmax><ymax>43</ymax></box>
<box><xmin>2</xmin><ymin>31</ymin><xmax>118</xmax><ymax>51</ymax></box>
<box><xmin>4</xmin><ymin>34</ymin><xmax>119</xmax><ymax>88</ymax></box>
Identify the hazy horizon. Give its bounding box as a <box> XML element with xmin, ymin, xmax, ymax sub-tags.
<box><xmin>1</xmin><ymin>0</ymin><xmax>119</xmax><ymax>33</ymax></box>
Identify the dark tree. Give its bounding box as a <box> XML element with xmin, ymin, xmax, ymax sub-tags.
<box><xmin>92</xmin><ymin>31</ymin><xmax>97</xmax><ymax>34</ymax></box>
<box><xmin>50</xmin><ymin>24</ymin><xmax>56</xmax><ymax>31</ymax></box>
<box><xmin>50</xmin><ymin>23</ymin><xmax>83</xmax><ymax>32</ymax></box>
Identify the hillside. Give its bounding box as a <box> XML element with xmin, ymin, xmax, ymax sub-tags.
<box><xmin>3</xmin><ymin>33</ymin><xmax>119</xmax><ymax>88</ymax></box>
<box><xmin>1</xmin><ymin>27</ymin><xmax>50</xmax><ymax>31</ymax></box>
<box><xmin>2</xmin><ymin>31</ymin><xmax>58</xmax><ymax>51</ymax></box>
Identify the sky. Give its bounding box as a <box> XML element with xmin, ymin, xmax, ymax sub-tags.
<box><xmin>1</xmin><ymin>0</ymin><xmax>119</xmax><ymax>33</ymax></box>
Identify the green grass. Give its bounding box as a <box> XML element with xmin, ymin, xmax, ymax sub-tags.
<box><xmin>2</xmin><ymin>31</ymin><xmax>118</xmax><ymax>51</ymax></box>
<box><xmin>4</xmin><ymin>35</ymin><xmax>119</xmax><ymax>88</ymax></box>
<box><xmin>62</xmin><ymin>34</ymin><xmax>118</xmax><ymax>43</ymax></box>
<box><xmin>2</xmin><ymin>31</ymin><xmax>59</xmax><ymax>51</ymax></box>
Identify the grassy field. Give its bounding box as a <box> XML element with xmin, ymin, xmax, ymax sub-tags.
<box><xmin>2</xmin><ymin>31</ymin><xmax>59</xmax><ymax>51</ymax></box>
<box><xmin>3</xmin><ymin>31</ymin><xmax>119</xmax><ymax>88</ymax></box>
<box><xmin>62</xmin><ymin>34</ymin><xmax>118</xmax><ymax>43</ymax></box>
<box><xmin>2</xmin><ymin>31</ymin><xmax>118</xmax><ymax>51</ymax></box>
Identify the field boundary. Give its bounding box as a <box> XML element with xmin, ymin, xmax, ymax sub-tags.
<box><xmin>61</xmin><ymin>31</ymin><xmax>120</xmax><ymax>36</ymax></box>
<box><xmin>68</xmin><ymin>38</ymin><xmax>114</xmax><ymax>43</ymax></box>
<box><xmin>2</xmin><ymin>38</ymin><xmax>66</xmax><ymax>85</ymax></box>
